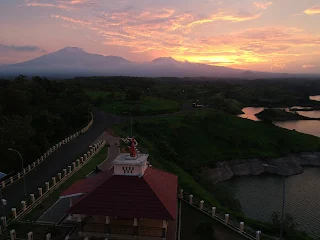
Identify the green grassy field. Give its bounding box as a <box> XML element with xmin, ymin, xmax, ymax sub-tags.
<box><xmin>113</xmin><ymin>109</ymin><xmax>320</xmax><ymax>239</ymax></box>
<box><xmin>86</xmin><ymin>90</ymin><xmax>181</xmax><ymax>115</ymax></box>
<box><xmin>128</xmin><ymin>109</ymin><xmax>320</xmax><ymax>168</ymax></box>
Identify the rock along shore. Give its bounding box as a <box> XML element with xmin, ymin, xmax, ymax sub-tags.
<box><xmin>204</xmin><ymin>152</ymin><xmax>320</xmax><ymax>183</ymax></box>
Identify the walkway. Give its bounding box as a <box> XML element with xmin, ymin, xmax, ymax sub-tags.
<box><xmin>2</xmin><ymin>108</ymin><xmax>124</xmax><ymax>216</ymax></box>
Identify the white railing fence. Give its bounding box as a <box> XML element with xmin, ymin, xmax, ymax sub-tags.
<box><xmin>0</xmin><ymin>141</ymin><xmax>106</xmax><ymax>231</ymax></box>
<box><xmin>1</xmin><ymin>113</ymin><xmax>94</xmax><ymax>190</ymax></box>
<box><xmin>179</xmin><ymin>189</ymin><xmax>276</xmax><ymax>240</ymax></box>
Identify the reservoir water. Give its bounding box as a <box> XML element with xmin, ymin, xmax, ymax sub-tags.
<box><xmin>227</xmin><ymin>96</ymin><xmax>320</xmax><ymax>237</ymax></box>
<box><xmin>239</xmin><ymin>106</ymin><xmax>320</xmax><ymax>137</ymax></box>
<box><xmin>219</xmin><ymin>168</ymin><xmax>320</xmax><ymax>237</ymax></box>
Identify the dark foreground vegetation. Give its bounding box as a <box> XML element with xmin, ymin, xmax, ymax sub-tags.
<box><xmin>0</xmin><ymin>75</ymin><xmax>90</xmax><ymax>173</ymax></box>
<box><xmin>1</xmin><ymin>75</ymin><xmax>319</xmax><ymax>239</ymax></box>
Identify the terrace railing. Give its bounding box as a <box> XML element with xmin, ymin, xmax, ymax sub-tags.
<box><xmin>0</xmin><ymin>140</ymin><xmax>106</xmax><ymax>235</ymax></box>
<box><xmin>178</xmin><ymin>189</ymin><xmax>277</xmax><ymax>240</ymax></box>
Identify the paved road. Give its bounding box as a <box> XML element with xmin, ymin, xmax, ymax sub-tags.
<box><xmin>2</xmin><ymin>108</ymin><xmax>124</xmax><ymax>216</ymax></box>
<box><xmin>38</xmin><ymin>132</ymin><xmax>121</xmax><ymax>223</ymax></box>
<box><xmin>2</xmin><ymin>107</ymin><xmax>191</xmax><ymax>216</ymax></box>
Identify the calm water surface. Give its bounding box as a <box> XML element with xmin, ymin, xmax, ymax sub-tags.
<box><xmin>310</xmin><ymin>95</ymin><xmax>320</xmax><ymax>101</ymax></box>
<box><xmin>220</xmin><ymin>168</ymin><xmax>320</xmax><ymax>237</ymax></box>
<box><xmin>232</xmin><ymin>97</ymin><xmax>320</xmax><ymax>237</ymax></box>
<box><xmin>239</xmin><ymin>106</ymin><xmax>320</xmax><ymax>137</ymax></box>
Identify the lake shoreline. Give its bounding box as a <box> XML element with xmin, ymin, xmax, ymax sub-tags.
<box><xmin>204</xmin><ymin>152</ymin><xmax>320</xmax><ymax>183</ymax></box>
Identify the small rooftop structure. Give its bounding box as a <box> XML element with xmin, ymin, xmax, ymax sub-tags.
<box><xmin>60</xmin><ymin>139</ymin><xmax>178</xmax><ymax>239</ymax></box>
<box><xmin>113</xmin><ymin>153</ymin><xmax>149</xmax><ymax>176</ymax></box>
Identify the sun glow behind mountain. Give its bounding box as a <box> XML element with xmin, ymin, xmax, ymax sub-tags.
<box><xmin>0</xmin><ymin>0</ymin><xmax>320</xmax><ymax>73</ymax></box>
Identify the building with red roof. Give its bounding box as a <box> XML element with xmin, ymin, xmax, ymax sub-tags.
<box><xmin>61</xmin><ymin>152</ymin><xmax>178</xmax><ymax>239</ymax></box>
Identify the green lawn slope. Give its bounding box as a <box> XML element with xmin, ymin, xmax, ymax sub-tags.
<box><xmin>114</xmin><ymin>109</ymin><xmax>319</xmax><ymax>239</ymax></box>
<box><xmin>130</xmin><ymin>109</ymin><xmax>320</xmax><ymax>171</ymax></box>
<box><xmin>86</xmin><ymin>90</ymin><xmax>180</xmax><ymax>116</ymax></box>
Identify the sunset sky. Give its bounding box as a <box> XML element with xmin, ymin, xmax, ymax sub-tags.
<box><xmin>1</xmin><ymin>0</ymin><xmax>320</xmax><ymax>73</ymax></box>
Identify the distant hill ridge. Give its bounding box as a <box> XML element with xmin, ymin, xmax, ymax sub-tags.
<box><xmin>1</xmin><ymin>46</ymin><xmax>319</xmax><ymax>79</ymax></box>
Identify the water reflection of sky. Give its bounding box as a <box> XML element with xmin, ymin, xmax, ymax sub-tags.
<box><xmin>238</xmin><ymin>107</ymin><xmax>263</xmax><ymax>121</ymax></box>
<box><xmin>310</xmin><ymin>95</ymin><xmax>320</xmax><ymax>101</ymax></box>
<box><xmin>229</xmin><ymin>96</ymin><xmax>320</xmax><ymax>238</ymax></box>
<box><xmin>238</xmin><ymin>97</ymin><xmax>320</xmax><ymax>137</ymax></box>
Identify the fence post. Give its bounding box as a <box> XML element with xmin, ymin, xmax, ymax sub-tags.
<box><xmin>76</xmin><ymin>159</ymin><xmax>80</xmax><ymax>167</ymax></box>
<box><xmin>28</xmin><ymin>232</ymin><xmax>33</xmax><ymax>240</ymax></box>
<box><xmin>21</xmin><ymin>201</ymin><xmax>27</xmax><ymax>211</ymax></box>
<box><xmin>199</xmin><ymin>200</ymin><xmax>204</xmax><ymax>210</ymax></box>
<box><xmin>239</xmin><ymin>222</ymin><xmax>244</xmax><ymax>233</ymax></box>
<box><xmin>28</xmin><ymin>165</ymin><xmax>31</xmax><ymax>171</ymax></box>
<box><xmin>212</xmin><ymin>207</ymin><xmax>216</xmax><ymax>217</ymax></box>
<box><xmin>63</xmin><ymin>169</ymin><xmax>67</xmax><ymax>177</ymax></box>
<box><xmin>17</xmin><ymin>172</ymin><xmax>21</xmax><ymax>179</ymax></box>
<box><xmin>11</xmin><ymin>208</ymin><xmax>17</xmax><ymax>218</ymax></box>
<box><xmin>80</xmin><ymin>157</ymin><xmax>84</xmax><ymax>163</ymax></box>
<box><xmin>30</xmin><ymin>194</ymin><xmax>35</xmax><ymax>203</ymax></box>
<box><xmin>179</xmin><ymin>189</ymin><xmax>183</xmax><ymax>198</ymax></box>
<box><xmin>58</xmin><ymin>173</ymin><xmax>62</xmax><ymax>181</ymax></box>
<box><xmin>10</xmin><ymin>229</ymin><xmax>16</xmax><ymax>240</ymax></box>
<box><xmin>38</xmin><ymin>187</ymin><xmax>43</xmax><ymax>196</ymax></box>
<box><xmin>224</xmin><ymin>214</ymin><xmax>229</xmax><ymax>224</ymax></box>
<box><xmin>256</xmin><ymin>230</ymin><xmax>261</xmax><ymax>240</ymax></box>
<box><xmin>189</xmin><ymin>195</ymin><xmax>193</xmax><ymax>204</ymax></box>
<box><xmin>52</xmin><ymin>177</ymin><xmax>56</xmax><ymax>185</ymax></box>
<box><xmin>2</xmin><ymin>181</ymin><xmax>5</xmax><ymax>188</ymax></box>
<box><xmin>33</xmin><ymin>162</ymin><xmax>36</xmax><ymax>168</ymax></box>
<box><xmin>45</xmin><ymin>182</ymin><xmax>50</xmax><ymax>191</ymax></box>
<box><xmin>72</xmin><ymin>162</ymin><xmax>76</xmax><ymax>169</ymax></box>
<box><xmin>10</xmin><ymin>177</ymin><xmax>13</xmax><ymax>184</ymax></box>
<box><xmin>1</xmin><ymin>216</ymin><xmax>6</xmax><ymax>227</ymax></box>
<box><xmin>46</xmin><ymin>233</ymin><xmax>51</xmax><ymax>240</ymax></box>
<box><xmin>68</xmin><ymin>166</ymin><xmax>72</xmax><ymax>174</ymax></box>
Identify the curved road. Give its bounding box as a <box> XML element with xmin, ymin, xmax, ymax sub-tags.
<box><xmin>2</xmin><ymin>108</ymin><xmax>124</xmax><ymax>215</ymax></box>
<box><xmin>2</xmin><ymin>107</ymin><xmax>190</xmax><ymax>215</ymax></box>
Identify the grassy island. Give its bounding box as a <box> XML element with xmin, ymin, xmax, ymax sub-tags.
<box><xmin>256</xmin><ymin>108</ymin><xmax>319</xmax><ymax>121</ymax></box>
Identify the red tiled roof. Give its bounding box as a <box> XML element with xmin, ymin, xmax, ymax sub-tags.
<box><xmin>66</xmin><ymin>167</ymin><xmax>178</xmax><ymax>220</ymax></box>
<box><xmin>61</xmin><ymin>171</ymin><xmax>112</xmax><ymax>198</ymax></box>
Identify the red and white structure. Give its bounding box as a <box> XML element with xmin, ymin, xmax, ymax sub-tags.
<box><xmin>60</xmin><ymin>150</ymin><xmax>178</xmax><ymax>239</ymax></box>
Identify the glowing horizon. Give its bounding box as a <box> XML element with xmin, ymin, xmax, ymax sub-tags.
<box><xmin>1</xmin><ymin>0</ymin><xmax>320</xmax><ymax>73</ymax></box>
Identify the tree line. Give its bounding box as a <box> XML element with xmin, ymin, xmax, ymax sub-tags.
<box><xmin>0</xmin><ymin>75</ymin><xmax>90</xmax><ymax>174</ymax></box>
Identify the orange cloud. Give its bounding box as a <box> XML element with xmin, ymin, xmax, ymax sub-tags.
<box><xmin>25</xmin><ymin>0</ymin><xmax>98</xmax><ymax>9</ymax></box>
<box><xmin>304</xmin><ymin>5</ymin><xmax>320</xmax><ymax>15</ymax></box>
<box><xmin>26</xmin><ymin>2</ymin><xmax>73</xmax><ymax>10</ymax></box>
<box><xmin>253</xmin><ymin>2</ymin><xmax>273</xmax><ymax>9</ymax></box>
<box><xmin>302</xmin><ymin>65</ymin><xmax>316</xmax><ymax>68</ymax></box>
<box><xmin>51</xmin><ymin>8</ymin><xmax>320</xmax><ymax>69</ymax></box>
